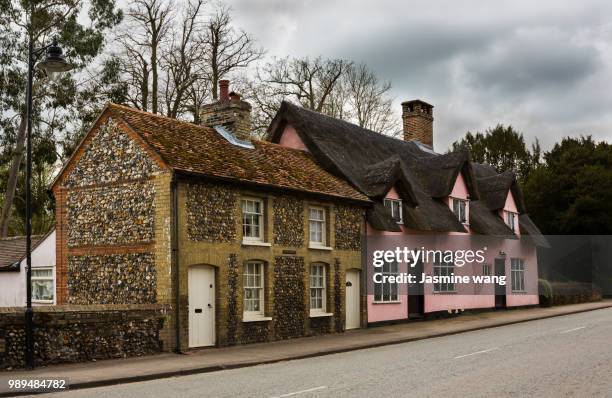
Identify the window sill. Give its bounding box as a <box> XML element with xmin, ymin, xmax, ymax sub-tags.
<box><xmin>433</xmin><ymin>291</ymin><xmax>457</xmax><ymax>294</ymax></box>
<box><xmin>309</xmin><ymin>312</ymin><xmax>334</xmax><ymax>318</ymax></box>
<box><xmin>242</xmin><ymin>240</ymin><xmax>272</xmax><ymax>247</ymax></box>
<box><xmin>372</xmin><ymin>300</ymin><xmax>401</xmax><ymax>304</ymax></box>
<box><xmin>511</xmin><ymin>290</ymin><xmax>527</xmax><ymax>294</ymax></box>
<box><xmin>33</xmin><ymin>300</ymin><xmax>54</xmax><ymax>304</ymax></box>
<box><xmin>308</xmin><ymin>244</ymin><xmax>333</xmax><ymax>251</ymax></box>
<box><xmin>242</xmin><ymin>316</ymin><xmax>273</xmax><ymax>323</ymax></box>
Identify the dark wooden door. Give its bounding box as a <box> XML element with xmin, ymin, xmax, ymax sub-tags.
<box><xmin>495</xmin><ymin>257</ymin><xmax>506</xmax><ymax>308</ymax></box>
<box><xmin>408</xmin><ymin>260</ymin><xmax>424</xmax><ymax>318</ymax></box>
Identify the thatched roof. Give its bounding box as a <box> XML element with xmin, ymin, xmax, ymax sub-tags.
<box><xmin>268</xmin><ymin>101</ymin><xmax>545</xmax><ymax>243</ymax></box>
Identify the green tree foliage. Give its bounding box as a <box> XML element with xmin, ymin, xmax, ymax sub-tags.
<box><xmin>0</xmin><ymin>0</ymin><xmax>122</xmax><ymax>236</ymax></box>
<box><xmin>524</xmin><ymin>136</ymin><xmax>612</xmax><ymax>234</ymax></box>
<box><xmin>451</xmin><ymin>124</ymin><xmax>541</xmax><ymax>182</ymax></box>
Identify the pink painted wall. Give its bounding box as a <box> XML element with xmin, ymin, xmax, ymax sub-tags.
<box><xmin>367</xmin><ymin>174</ymin><xmax>539</xmax><ymax>322</ymax></box>
<box><xmin>500</xmin><ymin>190</ymin><xmax>520</xmax><ymax>235</ymax></box>
<box><xmin>447</xmin><ymin>172</ymin><xmax>471</xmax><ymax>234</ymax></box>
<box><xmin>278</xmin><ymin>124</ymin><xmax>308</xmax><ymax>151</ymax></box>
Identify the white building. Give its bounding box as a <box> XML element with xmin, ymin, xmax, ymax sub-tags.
<box><xmin>0</xmin><ymin>229</ymin><xmax>56</xmax><ymax>307</ymax></box>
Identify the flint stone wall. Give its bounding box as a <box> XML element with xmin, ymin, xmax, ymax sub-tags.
<box><xmin>273</xmin><ymin>196</ymin><xmax>304</xmax><ymax>247</ymax></box>
<box><xmin>187</xmin><ymin>183</ymin><xmax>237</xmax><ymax>242</ymax></box>
<box><xmin>334</xmin><ymin>205</ymin><xmax>362</xmax><ymax>251</ymax></box>
<box><xmin>273</xmin><ymin>256</ymin><xmax>305</xmax><ymax>339</ymax></box>
<box><xmin>0</xmin><ymin>305</ymin><xmax>167</xmax><ymax>369</ymax></box>
<box><xmin>68</xmin><ymin>253</ymin><xmax>157</xmax><ymax>304</ymax></box>
<box><xmin>66</xmin><ymin>182</ymin><xmax>155</xmax><ymax>247</ymax></box>
<box><xmin>63</xmin><ymin>119</ymin><xmax>161</xmax><ymax>188</ymax></box>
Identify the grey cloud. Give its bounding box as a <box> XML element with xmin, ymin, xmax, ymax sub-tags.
<box><xmin>227</xmin><ymin>0</ymin><xmax>612</xmax><ymax>150</ymax></box>
<box><xmin>461</xmin><ymin>27</ymin><xmax>601</xmax><ymax>95</ymax></box>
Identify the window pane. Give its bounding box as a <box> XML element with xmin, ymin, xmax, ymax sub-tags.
<box><xmin>33</xmin><ymin>269</ymin><xmax>53</xmax><ymax>278</ymax></box>
<box><xmin>32</xmin><ymin>280</ymin><xmax>53</xmax><ymax>301</ymax></box>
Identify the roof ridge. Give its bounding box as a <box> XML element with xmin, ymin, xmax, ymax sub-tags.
<box><xmin>108</xmin><ymin>103</ymin><xmax>215</xmax><ymax>133</ymax></box>
<box><xmin>282</xmin><ymin>101</ymin><xmax>415</xmax><ymax>148</ymax></box>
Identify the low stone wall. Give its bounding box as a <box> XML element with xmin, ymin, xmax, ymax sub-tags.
<box><xmin>0</xmin><ymin>304</ymin><xmax>168</xmax><ymax>370</ymax></box>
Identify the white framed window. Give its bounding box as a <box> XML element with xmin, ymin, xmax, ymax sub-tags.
<box><xmin>242</xmin><ymin>198</ymin><xmax>264</xmax><ymax>241</ymax></box>
<box><xmin>243</xmin><ymin>261</ymin><xmax>264</xmax><ymax>317</ymax></box>
<box><xmin>482</xmin><ymin>264</ymin><xmax>491</xmax><ymax>276</ymax></box>
<box><xmin>506</xmin><ymin>211</ymin><xmax>517</xmax><ymax>233</ymax></box>
<box><xmin>452</xmin><ymin>198</ymin><xmax>468</xmax><ymax>224</ymax></box>
<box><xmin>433</xmin><ymin>261</ymin><xmax>455</xmax><ymax>293</ymax></box>
<box><xmin>32</xmin><ymin>267</ymin><xmax>54</xmax><ymax>303</ymax></box>
<box><xmin>310</xmin><ymin>263</ymin><xmax>327</xmax><ymax>313</ymax></box>
<box><xmin>374</xmin><ymin>261</ymin><xmax>399</xmax><ymax>302</ymax></box>
<box><xmin>309</xmin><ymin>207</ymin><xmax>326</xmax><ymax>246</ymax></box>
<box><xmin>511</xmin><ymin>258</ymin><xmax>525</xmax><ymax>292</ymax></box>
<box><xmin>384</xmin><ymin>199</ymin><xmax>403</xmax><ymax>224</ymax></box>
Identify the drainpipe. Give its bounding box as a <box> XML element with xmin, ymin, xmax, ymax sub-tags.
<box><xmin>171</xmin><ymin>174</ymin><xmax>181</xmax><ymax>353</ymax></box>
<box><xmin>362</xmin><ymin>210</ymin><xmax>368</xmax><ymax>329</ymax></box>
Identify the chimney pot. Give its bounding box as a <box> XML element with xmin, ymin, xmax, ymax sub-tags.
<box><xmin>219</xmin><ymin>80</ymin><xmax>230</xmax><ymax>102</ymax></box>
<box><xmin>200</xmin><ymin>80</ymin><xmax>252</xmax><ymax>140</ymax></box>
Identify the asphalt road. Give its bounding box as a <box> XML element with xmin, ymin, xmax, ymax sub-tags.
<box><xmin>46</xmin><ymin>308</ymin><xmax>612</xmax><ymax>398</ymax></box>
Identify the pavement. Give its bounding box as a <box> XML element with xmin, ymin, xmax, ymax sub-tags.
<box><xmin>46</xmin><ymin>306</ymin><xmax>612</xmax><ymax>398</ymax></box>
<box><xmin>0</xmin><ymin>300</ymin><xmax>610</xmax><ymax>396</ymax></box>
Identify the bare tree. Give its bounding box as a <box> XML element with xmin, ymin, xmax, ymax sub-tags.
<box><xmin>105</xmin><ymin>1</ymin><xmax>262</xmax><ymax>121</ymax></box>
<box><xmin>123</xmin><ymin>0</ymin><xmax>172</xmax><ymax>114</ymax></box>
<box><xmin>248</xmin><ymin>57</ymin><xmax>399</xmax><ymax>137</ymax></box>
<box><xmin>162</xmin><ymin>0</ymin><xmax>207</xmax><ymax>118</ymax></box>
<box><xmin>260</xmin><ymin>56</ymin><xmax>350</xmax><ymax>112</ymax></box>
<box><xmin>343</xmin><ymin>63</ymin><xmax>400</xmax><ymax>136</ymax></box>
<box><xmin>204</xmin><ymin>3</ymin><xmax>264</xmax><ymax>100</ymax></box>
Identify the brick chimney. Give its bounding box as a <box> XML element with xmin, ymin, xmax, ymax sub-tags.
<box><xmin>402</xmin><ymin>99</ymin><xmax>434</xmax><ymax>149</ymax></box>
<box><xmin>200</xmin><ymin>80</ymin><xmax>252</xmax><ymax>140</ymax></box>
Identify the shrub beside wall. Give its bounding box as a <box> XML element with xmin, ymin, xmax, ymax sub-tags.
<box><xmin>539</xmin><ymin>280</ymin><xmax>602</xmax><ymax>306</ymax></box>
<box><xmin>0</xmin><ymin>305</ymin><xmax>168</xmax><ymax>370</ymax></box>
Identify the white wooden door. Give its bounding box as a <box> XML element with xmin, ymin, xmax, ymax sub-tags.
<box><xmin>189</xmin><ymin>266</ymin><xmax>215</xmax><ymax>347</ymax></box>
<box><xmin>345</xmin><ymin>270</ymin><xmax>361</xmax><ymax>329</ymax></box>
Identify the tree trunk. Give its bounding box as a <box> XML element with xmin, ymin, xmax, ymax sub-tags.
<box><xmin>141</xmin><ymin>60</ymin><xmax>149</xmax><ymax>111</ymax></box>
<box><xmin>0</xmin><ymin>113</ymin><xmax>27</xmax><ymax>237</ymax></box>
<box><xmin>151</xmin><ymin>42</ymin><xmax>158</xmax><ymax>114</ymax></box>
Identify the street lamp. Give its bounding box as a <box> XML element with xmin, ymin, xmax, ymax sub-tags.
<box><xmin>24</xmin><ymin>35</ymin><xmax>72</xmax><ymax>369</ymax></box>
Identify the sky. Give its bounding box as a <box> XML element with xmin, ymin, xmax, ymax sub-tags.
<box><xmin>226</xmin><ymin>0</ymin><xmax>612</xmax><ymax>151</ymax></box>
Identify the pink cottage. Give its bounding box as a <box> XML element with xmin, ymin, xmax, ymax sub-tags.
<box><xmin>268</xmin><ymin>100</ymin><xmax>545</xmax><ymax>325</ymax></box>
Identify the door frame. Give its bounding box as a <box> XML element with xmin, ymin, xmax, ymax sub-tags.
<box><xmin>188</xmin><ymin>265</ymin><xmax>217</xmax><ymax>348</ymax></box>
<box><xmin>345</xmin><ymin>269</ymin><xmax>361</xmax><ymax>329</ymax></box>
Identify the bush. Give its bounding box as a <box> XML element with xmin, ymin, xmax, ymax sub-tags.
<box><xmin>548</xmin><ymin>282</ymin><xmax>602</xmax><ymax>305</ymax></box>
<box><xmin>538</xmin><ymin>279</ymin><xmax>553</xmax><ymax>307</ymax></box>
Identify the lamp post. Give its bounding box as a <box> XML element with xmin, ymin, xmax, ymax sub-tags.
<box><xmin>24</xmin><ymin>26</ymin><xmax>72</xmax><ymax>368</ymax></box>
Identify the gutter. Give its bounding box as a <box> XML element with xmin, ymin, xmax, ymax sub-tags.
<box><xmin>171</xmin><ymin>174</ymin><xmax>181</xmax><ymax>353</ymax></box>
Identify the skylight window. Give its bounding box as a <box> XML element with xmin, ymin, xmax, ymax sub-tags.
<box><xmin>213</xmin><ymin>125</ymin><xmax>254</xmax><ymax>149</ymax></box>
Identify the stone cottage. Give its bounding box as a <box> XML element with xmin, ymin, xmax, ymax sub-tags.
<box><xmin>51</xmin><ymin>84</ymin><xmax>369</xmax><ymax>351</ymax></box>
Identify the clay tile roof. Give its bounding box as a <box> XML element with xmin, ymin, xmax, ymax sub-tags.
<box><xmin>106</xmin><ymin>103</ymin><xmax>369</xmax><ymax>203</ymax></box>
<box><xmin>0</xmin><ymin>235</ymin><xmax>44</xmax><ymax>270</ymax></box>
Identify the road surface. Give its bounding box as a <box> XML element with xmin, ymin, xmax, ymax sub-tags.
<box><xmin>47</xmin><ymin>308</ymin><xmax>612</xmax><ymax>397</ymax></box>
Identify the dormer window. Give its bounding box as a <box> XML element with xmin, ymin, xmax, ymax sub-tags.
<box><xmin>384</xmin><ymin>199</ymin><xmax>403</xmax><ymax>224</ymax></box>
<box><xmin>452</xmin><ymin>198</ymin><xmax>468</xmax><ymax>224</ymax></box>
<box><xmin>506</xmin><ymin>211</ymin><xmax>516</xmax><ymax>233</ymax></box>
